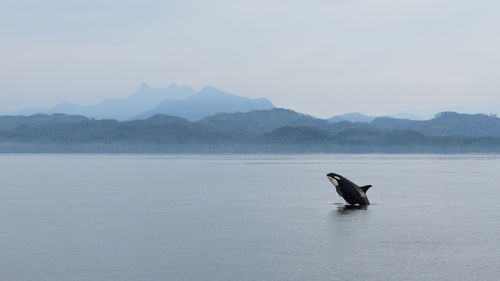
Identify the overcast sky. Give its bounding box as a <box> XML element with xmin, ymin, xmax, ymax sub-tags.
<box><xmin>1</xmin><ymin>0</ymin><xmax>499</xmax><ymax>117</ymax></box>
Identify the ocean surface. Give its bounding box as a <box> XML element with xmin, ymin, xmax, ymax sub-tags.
<box><xmin>1</xmin><ymin>154</ymin><xmax>499</xmax><ymax>281</ymax></box>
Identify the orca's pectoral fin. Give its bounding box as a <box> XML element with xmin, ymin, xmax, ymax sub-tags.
<box><xmin>360</xmin><ymin>185</ymin><xmax>372</xmax><ymax>193</ymax></box>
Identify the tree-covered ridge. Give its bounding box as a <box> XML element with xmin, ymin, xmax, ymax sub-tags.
<box><xmin>0</xmin><ymin>109</ymin><xmax>500</xmax><ymax>152</ymax></box>
<box><xmin>371</xmin><ymin>111</ymin><xmax>500</xmax><ymax>136</ymax></box>
<box><xmin>0</xmin><ymin>113</ymin><xmax>87</xmax><ymax>131</ymax></box>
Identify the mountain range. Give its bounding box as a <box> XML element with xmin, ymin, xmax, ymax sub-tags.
<box><xmin>1</xmin><ymin>109</ymin><xmax>500</xmax><ymax>153</ymax></box>
<box><xmin>3</xmin><ymin>83</ymin><xmax>274</xmax><ymax>121</ymax></box>
<box><xmin>133</xmin><ymin>86</ymin><xmax>274</xmax><ymax>120</ymax></box>
<box><xmin>2</xmin><ymin>82</ymin><xmax>500</xmax><ymax>152</ymax></box>
<box><xmin>47</xmin><ymin>83</ymin><xmax>196</xmax><ymax>120</ymax></box>
<box><xmin>4</xmin><ymin>83</ymin><xmax>500</xmax><ymax>124</ymax></box>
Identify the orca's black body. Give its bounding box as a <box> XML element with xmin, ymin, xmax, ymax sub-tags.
<box><xmin>326</xmin><ymin>173</ymin><xmax>372</xmax><ymax>205</ymax></box>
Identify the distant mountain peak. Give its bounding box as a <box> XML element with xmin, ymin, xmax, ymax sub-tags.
<box><xmin>137</xmin><ymin>82</ymin><xmax>151</xmax><ymax>90</ymax></box>
<box><xmin>128</xmin><ymin>83</ymin><xmax>194</xmax><ymax>99</ymax></box>
<box><xmin>133</xmin><ymin>87</ymin><xmax>275</xmax><ymax>121</ymax></box>
<box><xmin>328</xmin><ymin>112</ymin><xmax>375</xmax><ymax>123</ymax></box>
<box><xmin>10</xmin><ymin>83</ymin><xmax>271</xmax><ymax>121</ymax></box>
<box><xmin>200</xmin><ymin>85</ymin><xmax>215</xmax><ymax>91</ymax></box>
<box><xmin>197</xmin><ymin>86</ymin><xmax>227</xmax><ymax>96</ymax></box>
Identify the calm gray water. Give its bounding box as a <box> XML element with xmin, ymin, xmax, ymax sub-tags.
<box><xmin>1</xmin><ymin>154</ymin><xmax>499</xmax><ymax>281</ymax></box>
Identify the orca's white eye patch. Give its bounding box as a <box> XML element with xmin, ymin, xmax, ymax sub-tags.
<box><xmin>328</xmin><ymin>177</ymin><xmax>339</xmax><ymax>187</ymax></box>
<box><xmin>334</xmin><ymin>176</ymin><xmax>340</xmax><ymax>180</ymax></box>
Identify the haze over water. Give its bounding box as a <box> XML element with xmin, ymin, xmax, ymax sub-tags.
<box><xmin>1</xmin><ymin>154</ymin><xmax>499</xmax><ymax>281</ymax></box>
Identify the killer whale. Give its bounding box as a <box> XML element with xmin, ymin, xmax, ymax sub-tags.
<box><xmin>326</xmin><ymin>173</ymin><xmax>372</xmax><ymax>205</ymax></box>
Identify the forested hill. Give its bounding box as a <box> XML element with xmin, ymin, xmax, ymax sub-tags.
<box><xmin>0</xmin><ymin>109</ymin><xmax>499</xmax><ymax>153</ymax></box>
<box><xmin>371</xmin><ymin>112</ymin><xmax>500</xmax><ymax>137</ymax></box>
<box><xmin>0</xmin><ymin>114</ymin><xmax>87</xmax><ymax>131</ymax></box>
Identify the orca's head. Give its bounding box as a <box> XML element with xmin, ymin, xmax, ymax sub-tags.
<box><xmin>326</xmin><ymin>173</ymin><xmax>343</xmax><ymax>187</ymax></box>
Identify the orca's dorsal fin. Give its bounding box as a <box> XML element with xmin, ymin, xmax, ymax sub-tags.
<box><xmin>360</xmin><ymin>185</ymin><xmax>372</xmax><ymax>193</ymax></box>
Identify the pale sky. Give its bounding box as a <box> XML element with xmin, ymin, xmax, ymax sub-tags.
<box><xmin>1</xmin><ymin>0</ymin><xmax>499</xmax><ymax>118</ymax></box>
